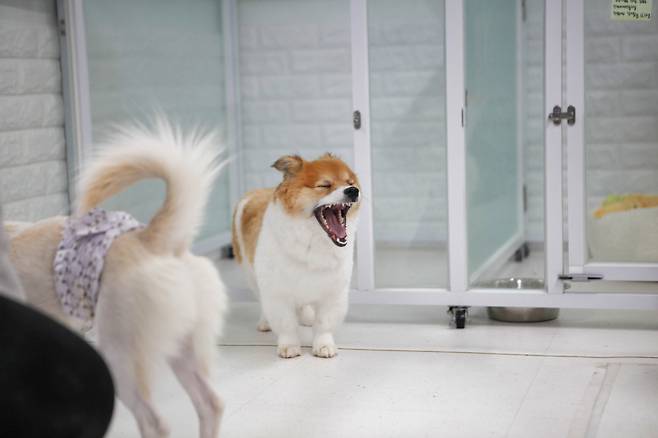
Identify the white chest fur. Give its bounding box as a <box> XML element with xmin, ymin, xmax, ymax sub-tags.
<box><xmin>253</xmin><ymin>201</ymin><xmax>357</xmax><ymax>303</ymax></box>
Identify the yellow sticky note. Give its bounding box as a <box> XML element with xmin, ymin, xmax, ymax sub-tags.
<box><xmin>611</xmin><ymin>0</ymin><xmax>653</xmax><ymax>21</ymax></box>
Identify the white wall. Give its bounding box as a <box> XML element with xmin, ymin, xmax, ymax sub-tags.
<box><xmin>237</xmin><ymin>0</ymin><xmax>353</xmax><ymax>191</ymax></box>
<box><xmin>0</xmin><ymin>0</ymin><xmax>68</xmax><ymax>221</ymax></box>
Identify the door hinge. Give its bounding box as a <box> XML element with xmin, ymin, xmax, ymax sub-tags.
<box><xmin>521</xmin><ymin>0</ymin><xmax>527</xmax><ymax>22</ymax></box>
<box><xmin>523</xmin><ymin>184</ymin><xmax>528</xmax><ymax>212</ymax></box>
<box><xmin>548</xmin><ymin>105</ymin><xmax>576</xmax><ymax>126</ymax></box>
<box><xmin>58</xmin><ymin>18</ymin><xmax>66</xmax><ymax>36</ymax></box>
<box><xmin>353</xmin><ymin>110</ymin><xmax>361</xmax><ymax>130</ymax></box>
<box><xmin>461</xmin><ymin>108</ymin><xmax>464</xmax><ymax>127</ymax></box>
<box><xmin>558</xmin><ymin>273</ymin><xmax>604</xmax><ymax>282</ymax></box>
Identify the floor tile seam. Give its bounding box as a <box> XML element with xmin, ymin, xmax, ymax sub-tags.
<box><xmin>217</xmin><ymin>343</ymin><xmax>658</xmax><ymax>360</ymax></box>
<box><xmin>504</xmin><ymin>356</ymin><xmax>545</xmax><ymax>437</ymax></box>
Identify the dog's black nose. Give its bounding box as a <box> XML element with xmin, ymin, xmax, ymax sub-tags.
<box><xmin>344</xmin><ymin>186</ymin><xmax>359</xmax><ymax>201</ymax></box>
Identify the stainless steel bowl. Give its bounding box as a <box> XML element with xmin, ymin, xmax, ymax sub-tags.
<box><xmin>478</xmin><ymin>278</ymin><xmax>559</xmax><ymax>323</ymax></box>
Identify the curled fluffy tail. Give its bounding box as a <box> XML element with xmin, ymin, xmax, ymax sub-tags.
<box><xmin>76</xmin><ymin>119</ymin><xmax>226</xmax><ymax>255</ymax></box>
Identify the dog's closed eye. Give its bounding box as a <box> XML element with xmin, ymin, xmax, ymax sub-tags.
<box><xmin>316</xmin><ymin>182</ymin><xmax>332</xmax><ymax>189</ymax></box>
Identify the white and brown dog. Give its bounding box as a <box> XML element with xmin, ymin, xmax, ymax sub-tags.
<box><xmin>232</xmin><ymin>154</ymin><xmax>360</xmax><ymax>359</ymax></box>
<box><xmin>7</xmin><ymin>122</ymin><xmax>228</xmax><ymax>438</ymax></box>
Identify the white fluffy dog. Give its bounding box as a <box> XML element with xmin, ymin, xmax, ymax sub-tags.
<box><xmin>232</xmin><ymin>154</ymin><xmax>360</xmax><ymax>359</ymax></box>
<box><xmin>7</xmin><ymin>121</ymin><xmax>228</xmax><ymax>438</ymax></box>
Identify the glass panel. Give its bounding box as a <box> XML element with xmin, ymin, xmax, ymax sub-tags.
<box><xmin>84</xmin><ymin>0</ymin><xmax>230</xmax><ymax>242</ymax></box>
<box><xmin>368</xmin><ymin>0</ymin><xmax>448</xmax><ymax>289</ymax></box>
<box><xmin>465</xmin><ymin>0</ymin><xmax>545</xmax><ymax>286</ymax></box>
<box><xmin>584</xmin><ymin>0</ymin><xmax>658</xmax><ymax>264</ymax></box>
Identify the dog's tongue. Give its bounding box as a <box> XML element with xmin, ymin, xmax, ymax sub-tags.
<box><xmin>325</xmin><ymin>208</ymin><xmax>347</xmax><ymax>239</ymax></box>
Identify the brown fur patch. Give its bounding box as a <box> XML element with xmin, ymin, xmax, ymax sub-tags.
<box><xmin>233</xmin><ymin>188</ymin><xmax>274</xmax><ymax>265</ymax></box>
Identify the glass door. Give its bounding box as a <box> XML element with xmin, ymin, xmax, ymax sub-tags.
<box><xmin>352</xmin><ymin>0</ymin><xmax>554</xmax><ymax>296</ymax></box>
<box><xmin>566</xmin><ymin>0</ymin><xmax>658</xmax><ymax>282</ymax></box>
<box><xmin>367</xmin><ymin>0</ymin><xmax>449</xmax><ymax>289</ymax></box>
<box><xmin>83</xmin><ymin>0</ymin><xmax>231</xmax><ymax>246</ymax></box>
<box><xmin>464</xmin><ymin>0</ymin><xmax>546</xmax><ymax>287</ymax></box>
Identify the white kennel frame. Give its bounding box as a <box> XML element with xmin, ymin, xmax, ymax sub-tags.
<box><xmin>565</xmin><ymin>0</ymin><xmax>658</xmax><ymax>283</ymax></box>
<box><xmin>58</xmin><ymin>0</ymin><xmax>658</xmax><ymax>310</ymax></box>
<box><xmin>351</xmin><ymin>0</ymin><xmax>658</xmax><ymax>309</ymax></box>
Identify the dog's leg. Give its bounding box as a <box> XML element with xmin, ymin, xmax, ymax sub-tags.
<box><xmin>262</xmin><ymin>297</ymin><xmax>301</xmax><ymax>358</ymax></box>
<box><xmin>169</xmin><ymin>340</ymin><xmax>223</xmax><ymax>438</ymax></box>
<box><xmin>101</xmin><ymin>348</ymin><xmax>170</xmax><ymax>438</ymax></box>
<box><xmin>312</xmin><ymin>291</ymin><xmax>348</xmax><ymax>358</ymax></box>
<box><xmin>256</xmin><ymin>312</ymin><xmax>271</xmax><ymax>332</ymax></box>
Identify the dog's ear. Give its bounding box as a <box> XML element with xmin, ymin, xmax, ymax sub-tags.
<box><xmin>272</xmin><ymin>155</ymin><xmax>303</xmax><ymax>178</ymax></box>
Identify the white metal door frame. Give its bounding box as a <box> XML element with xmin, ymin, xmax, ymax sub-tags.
<box><xmin>544</xmin><ymin>0</ymin><xmax>564</xmax><ymax>294</ymax></box>
<box><xmin>57</xmin><ymin>0</ymin><xmax>93</xmax><ymax>204</ymax></box>
<box><xmin>222</xmin><ymin>0</ymin><xmax>245</xmax><ymax>233</ymax></box>
<box><xmin>351</xmin><ymin>0</ymin><xmax>558</xmax><ymax>303</ymax></box>
<box><xmin>445</xmin><ymin>0</ymin><xmax>468</xmax><ymax>295</ymax></box>
<box><xmin>350</xmin><ymin>0</ymin><xmax>376</xmax><ymax>292</ymax></box>
<box><xmin>565</xmin><ymin>0</ymin><xmax>658</xmax><ymax>282</ymax></box>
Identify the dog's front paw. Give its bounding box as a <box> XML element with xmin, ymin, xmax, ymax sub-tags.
<box><xmin>277</xmin><ymin>344</ymin><xmax>301</xmax><ymax>358</ymax></box>
<box><xmin>312</xmin><ymin>342</ymin><xmax>337</xmax><ymax>358</ymax></box>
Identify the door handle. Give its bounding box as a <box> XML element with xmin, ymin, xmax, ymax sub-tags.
<box><xmin>548</xmin><ymin>105</ymin><xmax>576</xmax><ymax>126</ymax></box>
<box><xmin>353</xmin><ymin>110</ymin><xmax>361</xmax><ymax>130</ymax></box>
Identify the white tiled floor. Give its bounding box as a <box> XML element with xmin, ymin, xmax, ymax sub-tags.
<box><xmin>106</xmin><ymin>303</ymin><xmax>658</xmax><ymax>438</ymax></box>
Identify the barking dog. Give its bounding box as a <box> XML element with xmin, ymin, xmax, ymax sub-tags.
<box><xmin>7</xmin><ymin>121</ymin><xmax>228</xmax><ymax>438</ymax></box>
<box><xmin>232</xmin><ymin>154</ymin><xmax>360</xmax><ymax>358</ymax></box>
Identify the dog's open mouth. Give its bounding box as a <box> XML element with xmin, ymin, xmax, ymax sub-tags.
<box><xmin>313</xmin><ymin>203</ymin><xmax>352</xmax><ymax>247</ymax></box>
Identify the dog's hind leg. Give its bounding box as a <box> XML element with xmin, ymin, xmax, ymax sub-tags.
<box><xmin>245</xmin><ymin>271</ymin><xmax>271</xmax><ymax>332</ymax></box>
<box><xmin>101</xmin><ymin>345</ymin><xmax>170</xmax><ymax>438</ymax></box>
<box><xmin>257</xmin><ymin>313</ymin><xmax>271</xmax><ymax>332</ymax></box>
<box><xmin>169</xmin><ymin>337</ymin><xmax>223</xmax><ymax>438</ymax></box>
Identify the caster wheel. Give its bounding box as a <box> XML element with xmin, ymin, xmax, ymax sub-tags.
<box><xmin>454</xmin><ymin>309</ymin><xmax>467</xmax><ymax>329</ymax></box>
<box><xmin>448</xmin><ymin>306</ymin><xmax>468</xmax><ymax>329</ymax></box>
<box><xmin>522</xmin><ymin>242</ymin><xmax>530</xmax><ymax>258</ymax></box>
<box><xmin>221</xmin><ymin>244</ymin><xmax>235</xmax><ymax>259</ymax></box>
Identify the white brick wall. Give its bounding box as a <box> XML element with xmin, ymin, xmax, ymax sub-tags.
<box><xmin>238</xmin><ymin>0</ymin><xmax>354</xmax><ymax>192</ymax></box>
<box><xmin>237</xmin><ymin>0</ymin><xmax>446</xmax><ymax>243</ymax></box>
<box><xmin>0</xmin><ymin>0</ymin><xmax>68</xmax><ymax>221</ymax></box>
